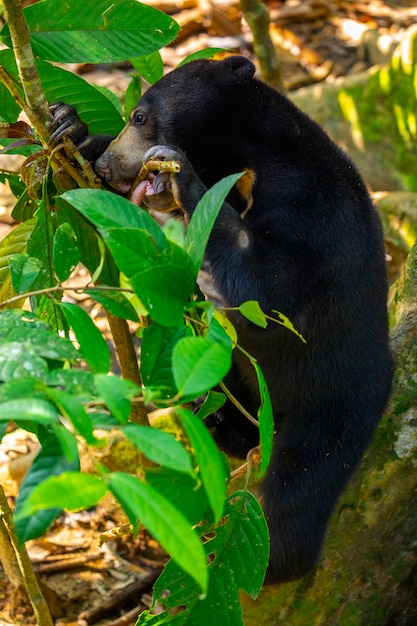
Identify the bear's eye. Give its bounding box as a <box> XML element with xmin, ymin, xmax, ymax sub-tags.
<box><xmin>133</xmin><ymin>111</ymin><xmax>146</xmax><ymax>126</ymax></box>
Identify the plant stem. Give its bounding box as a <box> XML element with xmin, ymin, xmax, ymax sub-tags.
<box><xmin>106</xmin><ymin>312</ymin><xmax>149</xmax><ymax>425</ymax></box>
<box><xmin>2</xmin><ymin>0</ymin><xmax>51</xmax><ymax>140</ymax></box>
<box><xmin>0</xmin><ymin>484</ymin><xmax>54</xmax><ymax>626</ymax></box>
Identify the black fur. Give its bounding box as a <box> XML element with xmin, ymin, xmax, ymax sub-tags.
<box><xmin>50</xmin><ymin>57</ymin><xmax>393</xmax><ymax>583</ymax></box>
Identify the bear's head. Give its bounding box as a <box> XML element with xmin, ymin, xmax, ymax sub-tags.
<box><xmin>94</xmin><ymin>56</ymin><xmax>257</xmax><ymax>197</ymax></box>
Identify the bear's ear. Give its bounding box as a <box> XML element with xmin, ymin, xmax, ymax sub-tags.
<box><xmin>221</xmin><ymin>56</ymin><xmax>256</xmax><ymax>81</ymax></box>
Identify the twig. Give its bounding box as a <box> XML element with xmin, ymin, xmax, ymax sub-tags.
<box><xmin>240</xmin><ymin>0</ymin><xmax>285</xmax><ymax>92</ymax></box>
<box><xmin>0</xmin><ymin>484</ymin><xmax>54</xmax><ymax>626</ymax></box>
<box><xmin>78</xmin><ymin>571</ymin><xmax>162</xmax><ymax>625</ymax></box>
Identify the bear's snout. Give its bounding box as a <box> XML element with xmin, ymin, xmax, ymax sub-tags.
<box><xmin>95</xmin><ymin>152</ymin><xmax>113</xmax><ymax>182</ymax></box>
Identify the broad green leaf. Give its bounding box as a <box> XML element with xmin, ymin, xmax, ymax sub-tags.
<box><xmin>85</xmin><ymin>288</ymin><xmax>139</xmax><ymax>322</ymax></box>
<box><xmin>60</xmin><ymin>302</ymin><xmax>110</xmax><ymax>374</ymax></box>
<box><xmin>51</xmin><ymin>424</ymin><xmax>79</xmax><ymax>463</ymax></box>
<box><xmin>0</xmin><ymin>398</ymin><xmax>59</xmax><ymax>423</ymax></box>
<box><xmin>9</xmin><ymin>254</ymin><xmax>41</xmax><ymax>294</ymax></box>
<box><xmin>207</xmin><ymin>315</ymin><xmax>234</xmax><ymax>350</ymax></box>
<box><xmin>0</xmin><ymin>50</ymin><xmax>123</xmax><ymax>136</ymax></box>
<box><xmin>145</xmin><ymin>467</ymin><xmax>211</xmax><ymax>527</ymax></box>
<box><xmin>98</xmin><ymin>227</ymin><xmax>196</xmax><ymax>327</ymax></box>
<box><xmin>123</xmin><ymin>424</ymin><xmax>194</xmax><ymax>475</ymax></box>
<box><xmin>14</xmin><ymin>436</ymin><xmax>80</xmax><ymax>542</ymax></box>
<box><xmin>46</xmin><ymin>369</ymin><xmax>96</xmax><ymax>400</ymax></box>
<box><xmin>56</xmin><ymin>202</ymin><xmax>119</xmax><ymax>288</ymax></box>
<box><xmin>0</xmin><ymin>309</ymin><xmax>48</xmax><ymax>330</ymax></box>
<box><xmin>3</xmin><ymin>0</ymin><xmax>180</xmax><ymax>64</ymax></box>
<box><xmin>194</xmin><ymin>390</ymin><xmax>227</xmax><ymax>421</ymax></box>
<box><xmin>124</xmin><ymin>74</ymin><xmax>142</xmax><ymax>119</ymax></box>
<box><xmin>94</xmin><ymin>374</ymin><xmax>139</xmax><ymax>424</ymax></box>
<box><xmin>109</xmin><ymin>472</ymin><xmax>208</xmax><ymax>593</ymax></box>
<box><xmin>185</xmin><ymin>173</ymin><xmax>243</xmax><ymax>272</ymax></box>
<box><xmin>177</xmin><ymin>409</ymin><xmax>226</xmax><ymax>523</ymax></box>
<box><xmin>130</xmin><ymin>51</ymin><xmax>164</xmax><ymax>84</ymax></box>
<box><xmin>178</xmin><ymin>48</ymin><xmax>226</xmax><ymax>67</ymax></box>
<box><xmin>238</xmin><ymin>300</ymin><xmax>267</xmax><ymax>328</ymax></box>
<box><xmin>213</xmin><ymin>309</ymin><xmax>237</xmax><ymax>344</ymax></box>
<box><xmin>53</xmin><ymin>223</ymin><xmax>80</xmax><ymax>282</ymax></box>
<box><xmin>3</xmin><ymin>326</ymin><xmax>78</xmax><ymax>361</ymax></box>
<box><xmin>16</xmin><ymin>472</ymin><xmax>107</xmax><ymax>519</ymax></box>
<box><xmin>0</xmin><ymin>377</ymin><xmax>46</xmax><ymax>403</ymax></box>
<box><xmin>26</xmin><ymin>199</ymin><xmax>55</xmax><ymax>294</ymax></box>
<box><xmin>0</xmin><ymin>218</ymin><xmax>35</xmax><ymax>304</ymax></box>
<box><xmin>128</xmin><ymin>261</ymin><xmax>195</xmax><ymax>327</ymax></box>
<box><xmin>59</xmin><ymin>189</ymin><xmax>166</xmax><ymax>248</ymax></box>
<box><xmin>172</xmin><ymin>336</ymin><xmax>232</xmax><ymax>398</ymax></box>
<box><xmin>252</xmin><ymin>362</ymin><xmax>274</xmax><ymax>475</ymax></box>
<box><xmin>138</xmin><ymin>491</ymin><xmax>268</xmax><ymax>625</ymax></box>
<box><xmin>47</xmin><ymin>388</ymin><xmax>98</xmax><ymax>445</ymax></box>
<box><xmin>98</xmin><ymin>227</ymin><xmax>159</xmax><ymax>275</ymax></box>
<box><xmin>140</xmin><ymin>322</ymin><xmax>190</xmax><ymax>400</ymax></box>
<box><xmin>0</xmin><ymin>344</ymin><xmax>48</xmax><ymax>380</ymax></box>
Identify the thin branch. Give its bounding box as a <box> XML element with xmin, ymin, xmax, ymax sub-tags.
<box><xmin>240</xmin><ymin>0</ymin><xmax>285</xmax><ymax>92</ymax></box>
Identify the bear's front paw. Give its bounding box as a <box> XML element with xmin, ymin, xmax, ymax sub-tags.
<box><xmin>48</xmin><ymin>102</ymin><xmax>89</xmax><ymax>150</ymax></box>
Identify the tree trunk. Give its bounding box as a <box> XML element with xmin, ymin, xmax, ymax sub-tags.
<box><xmin>241</xmin><ymin>241</ymin><xmax>417</xmax><ymax>626</ymax></box>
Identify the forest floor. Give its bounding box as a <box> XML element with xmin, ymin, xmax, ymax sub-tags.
<box><xmin>0</xmin><ymin>1</ymin><xmax>416</xmax><ymax>625</ymax></box>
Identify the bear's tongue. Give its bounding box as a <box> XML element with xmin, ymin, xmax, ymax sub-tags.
<box><xmin>130</xmin><ymin>179</ymin><xmax>154</xmax><ymax>206</ymax></box>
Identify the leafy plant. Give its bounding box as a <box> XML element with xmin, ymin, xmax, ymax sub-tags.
<box><xmin>0</xmin><ymin>0</ymin><xmax>277</xmax><ymax>623</ymax></box>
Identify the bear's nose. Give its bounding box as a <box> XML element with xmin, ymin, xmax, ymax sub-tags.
<box><xmin>95</xmin><ymin>153</ymin><xmax>113</xmax><ymax>181</ymax></box>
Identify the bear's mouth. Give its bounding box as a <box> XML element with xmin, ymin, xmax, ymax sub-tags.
<box><xmin>129</xmin><ymin>171</ymin><xmax>172</xmax><ymax>206</ymax></box>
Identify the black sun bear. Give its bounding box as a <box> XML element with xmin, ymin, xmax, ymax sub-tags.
<box><xmin>49</xmin><ymin>56</ymin><xmax>393</xmax><ymax>583</ymax></box>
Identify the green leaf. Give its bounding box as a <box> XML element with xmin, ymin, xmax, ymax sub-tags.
<box><xmin>109</xmin><ymin>472</ymin><xmax>208</xmax><ymax>592</ymax></box>
<box><xmin>124</xmin><ymin>74</ymin><xmax>142</xmax><ymax>119</ymax></box>
<box><xmin>2</xmin><ymin>0</ymin><xmax>180</xmax><ymax>63</ymax></box>
<box><xmin>0</xmin><ymin>49</ymin><xmax>124</xmax><ymax>136</ymax></box>
<box><xmin>177</xmin><ymin>48</ymin><xmax>226</xmax><ymax>67</ymax></box>
<box><xmin>138</xmin><ymin>491</ymin><xmax>269</xmax><ymax>625</ymax></box>
<box><xmin>53</xmin><ymin>223</ymin><xmax>80</xmax><ymax>282</ymax></box>
<box><xmin>253</xmin><ymin>362</ymin><xmax>274</xmax><ymax>475</ymax></box>
<box><xmin>0</xmin><ymin>218</ymin><xmax>36</xmax><ymax>304</ymax></box>
<box><xmin>60</xmin><ymin>302</ymin><xmax>110</xmax><ymax>374</ymax></box>
<box><xmin>185</xmin><ymin>173</ymin><xmax>243</xmax><ymax>271</ymax></box>
<box><xmin>194</xmin><ymin>390</ymin><xmax>227</xmax><ymax>421</ymax></box>
<box><xmin>145</xmin><ymin>467</ymin><xmax>211</xmax><ymax>527</ymax></box>
<box><xmin>85</xmin><ymin>288</ymin><xmax>140</xmax><ymax>322</ymax></box>
<box><xmin>177</xmin><ymin>409</ymin><xmax>226</xmax><ymax>524</ymax></box>
<box><xmin>128</xmin><ymin>260</ymin><xmax>195</xmax><ymax>327</ymax></box>
<box><xmin>94</xmin><ymin>374</ymin><xmax>139</xmax><ymax>424</ymax></box>
<box><xmin>0</xmin><ymin>398</ymin><xmax>59</xmax><ymax>423</ymax></box>
<box><xmin>140</xmin><ymin>322</ymin><xmax>190</xmax><ymax>400</ymax></box>
<box><xmin>9</xmin><ymin>254</ymin><xmax>41</xmax><ymax>294</ymax></box>
<box><xmin>98</xmin><ymin>227</ymin><xmax>195</xmax><ymax>327</ymax></box>
<box><xmin>272</xmin><ymin>309</ymin><xmax>306</xmax><ymax>343</ymax></box>
<box><xmin>14</xmin><ymin>437</ymin><xmax>80</xmax><ymax>542</ymax></box>
<box><xmin>56</xmin><ymin>202</ymin><xmax>119</xmax><ymax>288</ymax></box>
<box><xmin>46</xmin><ymin>369</ymin><xmax>96</xmax><ymax>400</ymax></box>
<box><xmin>1</xmin><ymin>326</ymin><xmax>78</xmax><ymax>361</ymax></box>
<box><xmin>47</xmin><ymin>388</ymin><xmax>98</xmax><ymax>445</ymax></box>
<box><xmin>123</xmin><ymin>424</ymin><xmax>194</xmax><ymax>476</ymax></box>
<box><xmin>238</xmin><ymin>300</ymin><xmax>267</xmax><ymax>328</ymax></box>
<box><xmin>130</xmin><ymin>50</ymin><xmax>164</xmax><ymax>84</ymax></box>
<box><xmin>16</xmin><ymin>472</ymin><xmax>107</xmax><ymax>519</ymax></box>
<box><xmin>172</xmin><ymin>336</ymin><xmax>232</xmax><ymax>398</ymax></box>
<box><xmin>59</xmin><ymin>189</ymin><xmax>166</xmax><ymax>248</ymax></box>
